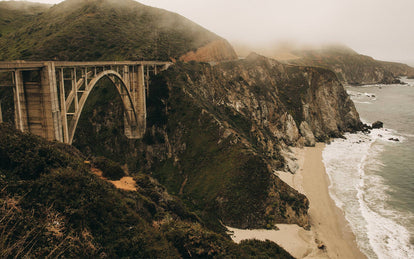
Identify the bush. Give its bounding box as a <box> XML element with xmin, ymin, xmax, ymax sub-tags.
<box><xmin>238</xmin><ymin>239</ymin><xmax>294</xmax><ymax>258</ymax></box>
<box><xmin>92</xmin><ymin>157</ymin><xmax>125</xmax><ymax>180</ymax></box>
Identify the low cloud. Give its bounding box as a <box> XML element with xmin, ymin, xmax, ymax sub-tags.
<box><xmin>5</xmin><ymin>0</ymin><xmax>414</xmax><ymax>64</ymax></box>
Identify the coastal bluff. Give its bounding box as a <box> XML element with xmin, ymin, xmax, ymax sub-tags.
<box><xmin>0</xmin><ymin>0</ymin><xmax>368</xmax><ymax>257</ymax></box>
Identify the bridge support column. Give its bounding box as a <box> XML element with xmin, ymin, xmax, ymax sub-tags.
<box><xmin>136</xmin><ymin>65</ymin><xmax>146</xmax><ymax>136</ymax></box>
<box><xmin>31</xmin><ymin>62</ymin><xmax>63</xmax><ymax>142</ymax></box>
<box><xmin>0</xmin><ymin>100</ymin><xmax>3</xmax><ymax>123</ymax></box>
<box><xmin>44</xmin><ymin>62</ymin><xmax>63</xmax><ymax>142</ymax></box>
<box><xmin>13</xmin><ymin>70</ymin><xmax>28</xmax><ymax>132</ymax></box>
<box><xmin>123</xmin><ymin>65</ymin><xmax>146</xmax><ymax>139</ymax></box>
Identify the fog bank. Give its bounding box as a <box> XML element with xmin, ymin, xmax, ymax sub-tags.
<box><xmin>3</xmin><ymin>0</ymin><xmax>414</xmax><ymax>64</ymax></box>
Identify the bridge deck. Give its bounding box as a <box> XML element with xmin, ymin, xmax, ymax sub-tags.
<box><xmin>0</xmin><ymin>61</ymin><xmax>172</xmax><ymax>71</ymax></box>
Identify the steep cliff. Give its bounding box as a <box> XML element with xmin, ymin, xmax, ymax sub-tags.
<box><xmin>258</xmin><ymin>45</ymin><xmax>414</xmax><ymax>85</ymax></box>
<box><xmin>70</xmin><ymin>54</ymin><xmax>362</xmax><ymax>231</ymax></box>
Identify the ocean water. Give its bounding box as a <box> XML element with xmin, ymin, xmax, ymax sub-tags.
<box><xmin>322</xmin><ymin>77</ymin><xmax>414</xmax><ymax>259</ymax></box>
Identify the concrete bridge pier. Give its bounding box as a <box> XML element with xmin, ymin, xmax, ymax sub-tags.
<box><xmin>0</xmin><ymin>100</ymin><xmax>3</xmax><ymax>123</ymax></box>
<box><xmin>41</xmin><ymin>62</ymin><xmax>63</xmax><ymax>142</ymax></box>
<box><xmin>13</xmin><ymin>70</ymin><xmax>28</xmax><ymax>132</ymax></box>
<box><xmin>124</xmin><ymin>64</ymin><xmax>146</xmax><ymax>139</ymax></box>
<box><xmin>12</xmin><ymin>63</ymin><xmax>63</xmax><ymax>142</ymax></box>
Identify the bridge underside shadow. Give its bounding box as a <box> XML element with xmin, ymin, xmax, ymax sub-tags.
<box><xmin>0</xmin><ymin>61</ymin><xmax>171</xmax><ymax>144</ymax></box>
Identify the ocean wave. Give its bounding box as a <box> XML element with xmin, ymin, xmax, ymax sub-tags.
<box><xmin>370</xmin><ymin>128</ymin><xmax>406</xmax><ymax>143</ymax></box>
<box><xmin>347</xmin><ymin>90</ymin><xmax>377</xmax><ymax>103</ymax></box>
<box><xmin>358</xmin><ymin>118</ymin><xmax>407</xmax><ymax>143</ymax></box>
<box><xmin>354</xmin><ymin>101</ymin><xmax>372</xmax><ymax>104</ymax></box>
<box><xmin>364</xmin><ymin>92</ymin><xmax>376</xmax><ymax>97</ymax></box>
<box><xmin>399</xmin><ymin>132</ymin><xmax>414</xmax><ymax>138</ymax></box>
<box><xmin>323</xmin><ymin>130</ymin><xmax>414</xmax><ymax>258</ymax></box>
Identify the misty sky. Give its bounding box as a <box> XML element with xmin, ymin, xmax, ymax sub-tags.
<box><xmin>3</xmin><ymin>0</ymin><xmax>414</xmax><ymax>64</ymax></box>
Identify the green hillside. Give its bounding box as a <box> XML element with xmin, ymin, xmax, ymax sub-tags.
<box><xmin>0</xmin><ymin>1</ymin><xmax>50</xmax><ymax>37</ymax></box>
<box><xmin>0</xmin><ymin>124</ymin><xmax>294</xmax><ymax>258</ymax></box>
<box><xmin>0</xmin><ymin>0</ymin><xmax>221</xmax><ymax>61</ymax></box>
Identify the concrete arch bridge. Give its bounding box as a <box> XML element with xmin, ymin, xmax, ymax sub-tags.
<box><xmin>0</xmin><ymin>61</ymin><xmax>171</xmax><ymax>144</ymax></box>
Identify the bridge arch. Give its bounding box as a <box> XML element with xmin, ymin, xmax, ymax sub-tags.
<box><xmin>68</xmin><ymin>70</ymin><xmax>139</xmax><ymax>144</ymax></box>
<box><xmin>0</xmin><ymin>61</ymin><xmax>171</xmax><ymax>144</ymax></box>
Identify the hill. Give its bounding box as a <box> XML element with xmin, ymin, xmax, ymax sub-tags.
<box><xmin>0</xmin><ymin>1</ymin><xmax>51</xmax><ymax>37</ymax></box>
<box><xmin>236</xmin><ymin>44</ymin><xmax>414</xmax><ymax>85</ymax></box>
<box><xmin>0</xmin><ymin>123</ymin><xmax>295</xmax><ymax>258</ymax></box>
<box><xmin>288</xmin><ymin>45</ymin><xmax>414</xmax><ymax>85</ymax></box>
<box><xmin>0</xmin><ymin>0</ymin><xmax>236</xmax><ymax>62</ymax></box>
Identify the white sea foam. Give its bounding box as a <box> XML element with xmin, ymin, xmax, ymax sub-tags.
<box><xmin>354</xmin><ymin>101</ymin><xmax>372</xmax><ymax>104</ymax></box>
<box><xmin>323</xmin><ymin>128</ymin><xmax>414</xmax><ymax>259</ymax></box>
<box><xmin>364</xmin><ymin>92</ymin><xmax>376</xmax><ymax>97</ymax></box>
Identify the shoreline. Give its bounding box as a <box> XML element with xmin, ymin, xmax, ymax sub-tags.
<box><xmin>228</xmin><ymin>143</ymin><xmax>366</xmax><ymax>258</ymax></box>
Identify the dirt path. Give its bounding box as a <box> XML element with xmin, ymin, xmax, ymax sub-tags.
<box><xmin>91</xmin><ymin>167</ymin><xmax>137</xmax><ymax>191</ymax></box>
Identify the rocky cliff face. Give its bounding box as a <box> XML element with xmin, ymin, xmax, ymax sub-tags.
<box><xmin>71</xmin><ymin>53</ymin><xmax>362</xmax><ymax>231</ymax></box>
<box><xmin>180</xmin><ymin>39</ymin><xmax>238</xmax><ymax>62</ymax></box>
<box><xmin>379</xmin><ymin>60</ymin><xmax>414</xmax><ymax>79</ymax></box>
<box><xmin>282</xmin><ymin>46</ymin><xmax>414</xmax><ymax>85</ymax></box>
<box><xmin>187</xmin><ymin>53</ymin><xmax>361</xmax><ymax>142</ymax></box>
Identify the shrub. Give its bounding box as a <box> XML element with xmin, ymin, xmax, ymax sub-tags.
<box><xmin>92</xmin><ymin>156</ymin><xmax>125</xmax><ymax>180</ymax></box>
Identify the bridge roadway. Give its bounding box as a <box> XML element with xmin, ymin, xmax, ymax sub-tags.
<box><xmin>0</xmin><ymin>60</ymin><xmax>172</xmax><ymax>144</ymax></box>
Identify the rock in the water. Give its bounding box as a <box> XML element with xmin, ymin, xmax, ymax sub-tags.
<box><xmin>372</xmin><ymin>121</ymin><xmax>383</xmax><ymax>129</ymax></box>
<box><xmin>299</xmin><ymin>121</ymin><xmax>316</xmax><ymax>147</ymax></box>
<box><xmin>388</xmin><ymin>138</ymin><xmax>400</xmax><ymax>142</ymax></box>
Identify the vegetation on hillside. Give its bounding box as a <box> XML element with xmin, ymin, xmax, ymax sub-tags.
<box><xmin>92</xmin><ymin>156</ymin><xmax>126</xmax><ymax>180</ymax></box>
<box><xmin>286</xmin><ymin>45</ymin><xmax>414</xmax><ymax>85</ymax></box>
<box><xmin>0</xmin><ymin>1</ymin><xmax>50</xmax><ymax>37</ymax></box>
<box><xmin>0</xmin><ymin>0</ymin><xmax>220</xmax><ymax>61</ymax></box>
<box><xmin>0</xmin><ymin>124</ymin><xmax>294</xmax><ymax>258</ymax></box>
<box><xmin>73</xmin><ymin>59</ymin><xmax>341</xmax><ymax>233</ymax></box>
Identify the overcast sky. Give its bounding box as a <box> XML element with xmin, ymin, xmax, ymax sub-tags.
<box><xmin>4</xmin><ymin>0</ymin><xmax>414</xmax><ymax>64</ymax></box>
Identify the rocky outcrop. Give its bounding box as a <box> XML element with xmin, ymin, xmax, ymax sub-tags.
<box><xmin>299</xmin><ymin>121</ymin><xmax>316</xmax><ymax>146</ymax></box>
<box><xmin>179</xmin><ymin>39</ymin><xmax>238</xmax><ymax>63</ymax></box>
<box><xmin>281</xmin><ymin>113</ymin><xmax>300</xmax><ymax>144</ymax></box>
<box><xmin>301</xmin><ymin>67</ymin><xmax>362</xmax><ymax>140</ymax></box>
<box><xmin>372</xmin><ymin>121</ymin><xmax>383</xmax><ymax>129</ymax></box>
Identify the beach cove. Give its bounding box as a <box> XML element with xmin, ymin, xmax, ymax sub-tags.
<box><xmin>228</xmin><ymin>143</ymin><xmax>366</xmax><ymax>258</ymax></box>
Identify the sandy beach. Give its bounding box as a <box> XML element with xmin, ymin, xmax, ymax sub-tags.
<box><xmin>228</xmin><ymin>143</ymin><xmax>366</xmax><ymax>258</ymax></box>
